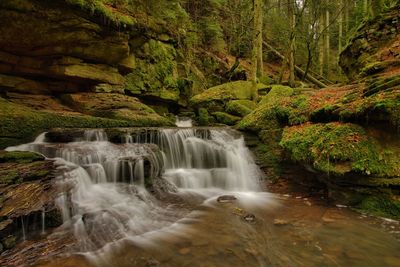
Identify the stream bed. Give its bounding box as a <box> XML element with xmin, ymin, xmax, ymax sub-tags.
<box><xmin>1</xmin><ymin>127</ymin><xmax>400</xmax><ymax>267</ymax></box>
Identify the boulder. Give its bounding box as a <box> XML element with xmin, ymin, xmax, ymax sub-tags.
<box><xmin>190</xmin><ymin>81</ymin><xmax>268</xmax><ymax>111</ymax></box>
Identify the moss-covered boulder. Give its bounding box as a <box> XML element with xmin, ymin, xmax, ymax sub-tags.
<box><xmin>212</xmin><ymin>112</ymin><xmax>241</xmax><ymax>126</ymax></box>
<box><xmin>190</xmin><ymin>81</ymin><xmax>268</xmax><ymax>111</ymax></box>
<box><xmin>280</xmin><ymin>122</ymin><xmax>400</xmax><ymax>177</ymax></box>
<box><xmin>225</xmin><ymin>100</ymin><xmax>256</xmax><ymax>117</ymax></box>
<box><xmin>238</xmin><ymin>85</ymin><xmax>311</xmax><ymax>132</ymax></box>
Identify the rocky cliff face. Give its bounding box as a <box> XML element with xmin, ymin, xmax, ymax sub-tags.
<box><xmin>0</xmin><ymin>0</ymin><xmax>199</xmax><ymax>147</ymax></box>
<box><xmin>0</xmin><ymin>0</ymin><xmax>131</xmax><ymax>93</ymax></box>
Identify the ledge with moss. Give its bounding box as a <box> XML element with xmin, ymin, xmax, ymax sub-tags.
<box><xmin>0</xmin><ymin>96</ymin><xmax>173</xmax><ymax>149</ymax></box>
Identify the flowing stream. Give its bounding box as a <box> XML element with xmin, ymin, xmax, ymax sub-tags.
<box><xmin>4</xmin><ymin>127</ymin><xmax>400</xmax><ymax>267</ymax></box>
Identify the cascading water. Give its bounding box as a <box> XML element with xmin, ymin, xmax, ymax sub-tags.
<box><xmin>6</xmin><ymin>127</ymin><xmax>266</xmax><ymax>257</ymax></box>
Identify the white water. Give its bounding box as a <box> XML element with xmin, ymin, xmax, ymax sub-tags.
<box><xmin>6</xmin><ymin>127</ymin><xmax>266</xmax><ymax>254</ymax></box>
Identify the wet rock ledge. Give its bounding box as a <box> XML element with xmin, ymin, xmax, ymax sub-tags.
<box><xmin>0</xmin><ymin>151</ymin><xmax>62</xmax><ymax>254</ymax></box>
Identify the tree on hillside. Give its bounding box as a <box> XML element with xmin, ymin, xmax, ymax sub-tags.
<box><xmin>251</xmin><ymin>0</ymin><xmax>263</xmax><ymax>99</ymax></box>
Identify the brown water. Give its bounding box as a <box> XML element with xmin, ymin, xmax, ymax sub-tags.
<box><xmin>24</xmin><ymin>193</ymin><xmax>399</xmax><ymax>267</ymax></box>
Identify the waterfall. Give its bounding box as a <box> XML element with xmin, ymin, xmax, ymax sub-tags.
<box><xmin>175</xmin><ymin>116</ymin><xmax>193</xmax><ymax>127</ymax></box>
<box><xmin>6</xmin><ymin>127</ymin><xmax>264</xmax><ymax>252</ymax></box>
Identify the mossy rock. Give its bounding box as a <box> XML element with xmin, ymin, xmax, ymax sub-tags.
<box><xmin>238</xmin><ymin>85</ymin><xmax>310</xmax><ymax>132</ymax></box>
<box><xmin>198</xmin><ymin>108</ymin><xmax>209</xmax><ymax>126</ymax></box>
<box><xmin>124</xmin><ymin>39</ymin><xmax>182</xmax><ymax>104</ymax></box>
<box><xmin>0</xmin><ymin>156</ymin><xmax>53</xmax><ymax>185</ymax></box>
<box><xmin>0</xmin><ymin>151</ymin><xmax>44</xmax><ymax>164</ymax></box>
<box><xmin>225</xmin><ymin>100</ymin><xmax>255</xmax><ymax>117</ymax></box>
<box><xmin>212</xmin><ymin>112</ymin><xmax>241</xmax><ymax>126</ymax></box>
<box><xmin>357</xmin><ymin>195</ymin><xmax>400</xmax><ymax>219</ymax></box>
<box><xmin>280</xmin><ymin>122</ymin><xmax>400</xmax><ymax>177</ymax></box>
<box><xmin>190</xmin><ymin>81</ymin><xmax>267</xmax><ymax>110</ymax></box>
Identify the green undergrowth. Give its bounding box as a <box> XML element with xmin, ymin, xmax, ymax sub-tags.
<box><xmin>280</xmin><ymin>122</ymin><xmax>400</xmax><ymax>177</ymax></box>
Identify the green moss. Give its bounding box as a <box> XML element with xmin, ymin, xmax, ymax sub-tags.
<box><xmin>125</xmin><ymin>40</ymin><xmax>181</xmax><ymax>103</ymax></box>
<box><xmin>198</xmin><ymin>108</ymin><xmax>209</xmax><ymax>126</ymax></box>
<box><xmin>357</xmin><ymin>196</ymin><xmax>400</xmax><ymax>219</ymax></box>
<box><xmin>225</xmin><ymin>100</ymin><xmax>254</xmax><ymax>117</ymax></box>
<box><xmin>0</xmin><ymin>171</ymin><xmax>20</xmax><ymax>185</ymax></box>
<box><xmin>0</xmin><ymin>151</ymin><xmax>44</xmax><ymax>163</ymax></box>
<box><xmin>65</xmin><ymin>0</ymin><xmax>136</xmax><ymax>27</ymax></box>
<box><xmin>280</xmin><ymin>123</ymin><xmax>400</xmax><ymax>176</ymax></box>
<box><xmin>254</xmin><ymin>129</ymin><xmax>284</xmax><ymax>181</ymax></box>
<box><xmin>212</xmin><ymin>112</ymin><xmax>241</xmax><ymax>126</ymax></box>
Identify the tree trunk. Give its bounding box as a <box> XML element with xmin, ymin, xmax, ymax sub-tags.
<box><xmin>288</xmin><ymin>0</ymin><xmax>296</xmax><ymax>87</ymax></box>
<box><xmin>263</xmin><ymin>41</ymin><xmax>328</xmax><ymax>88</ymax></box>
<box><xmin>364</xmin><ymin>0</ymin><xmax>369</xmax><ymax>17</ymax></box>
<box><xmin>338</xmin><ymin>0</ymin><xmax>343</xmax><ymax>55</ymax></box>
<box><xmin>370</xmin><ymin>0</ymin><xmax>382</xmax><ymax>17</ymax></box>
<box><xmin>319</xmin><ymin>13</ymin><xmax>324</xmax><ymax>76</ymax></box>
<box><xmin>325</xmin><ymin>9</ymin><xmax>330</xmax><ymax>77</ymax></box>
<box><xmin>251</xmin><ymin>0</ymin><xmax>262</xmax><ymax>100</ymax></box>
<box><xmin>256</xmin><ymin>0</ymin><xmax>264</xmax><ymax>77</ymax></box>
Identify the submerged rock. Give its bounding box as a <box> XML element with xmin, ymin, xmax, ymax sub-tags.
<box><xmin>217</xmin><ymin>195</ymin><xmax>237</xmax><ymax>203</ymax></box>
<box><xmin>243</xmin><ymin>213</ymin><xmax>256</xmax><ymax>223</ymax></box>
